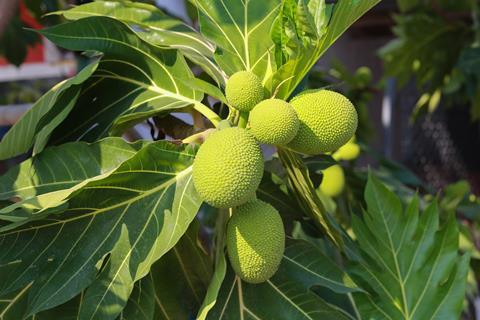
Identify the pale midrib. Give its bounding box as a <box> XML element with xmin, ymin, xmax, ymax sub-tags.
<box><xmin>373</xmin><ymin>187</ymin><xmax>410</xmax><ymax>320</ymax></box>
<box><xmin>92</xmin><ymin>73</ymin><xmax>197</xmax><ymax>107</ymax></box>
<box><xmin>40</xmin><ymin>31</ymin><xmax>180</xmax><ymax>93</ymax></box>
<box><xmin>173</xmin><ymin>246</ymin><xmax>202</xmax><ymax>303</ymax></box>
<box><xmin>151</xmin><ymin>274</ymin><xmax>171</xmax><ymax>320</ymax></box>
<box><xmin>237</xmin><ymin>277</ymin><xmax>244</xmax><ymax>320</ymax></box>
<box><xmin>195</xmin><ymin>1</ymin><xmax>247</xmax><ymax>69</ymax></box>
<box><xmin>0</xmin><ymin>283</ymin><xmax>32</xmax><ymax>317</ymax></box>
<box><xmin>88</xmin><ymin>186</ymin><xmax>169</xmax><ymax>319</ymax></box>
<box><xmin>266</xmin><ymin>280</ymin><xmax>314</xmax><ymax>320</ymax></box>
<box><xmin>408</xmin><ymin>224</ymin><xmax>449</xmax><ymax>318</ymax></box>
<box><xmin>283</xmin><ymin>255</ymin><xmax>349</xmax><ymax>290</ymax></box>
<box><xmin>63</xmin><ymin>10</ymin><xmax>215</xmax><ymax>53</ymax></box>
<box><xmin>0</xmin><ymin>166</ymin><xmax>192</xmax><ymax>236</ymax></box>
<box><xmin>218</xmin><ymin>277</ymin><xmax>236</xmax><ymax>319</ymax></box>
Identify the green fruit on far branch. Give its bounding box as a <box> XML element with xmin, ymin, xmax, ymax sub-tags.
<box><xmin>288</xmin><ymin>90</ymin><xmax>358</xmax><ymax>155</ymax></box>
<box><xmin>192</xmin><ymin>127</ymin><xmax>264</xmax><ymax>208</ymax></box>
<box><xmin>249</xmin><ymin>99</ymin><xmax>299</xmax><ymax>146</ymax></box>
<box><xmin>227</xmin><ymin>199</ymin><xmax>285</xmax><ymax>283</ymax></box>
<box><xmin>319</xmin><ymin>164</ymin><xmax>345</xmax><ymax>197</ymax></box>
<box><xmin>225</xmin><ymin>71</ymin><xmax>264</xmax><ymax>112</ymax></box>
<box><xmin>332</xmin><ymin>137</ymin><xmax>361</xmax><ymax>161</ymax></box>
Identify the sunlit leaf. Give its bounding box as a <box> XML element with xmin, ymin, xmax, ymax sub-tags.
<box><xmin>54</xmin><ymin>1</ymin><xmax>226</xmax><ymax>85</ymax></box>
<box><xmin>39</xmin><ymin>16</ymin><xmax>205</xmax><ymax>143</ymax></box>
<box><xmin>0</xmin><ymin>138</ymin><xmax>146</xmax><ymax>202</ymax></box>
<box><xmin>194</xmin><ymin>0</ymin><xmax>281</xmax><ymax>81</ymax></box>
<box><xmin>0</xmin><ymin>141</ymin><xmax>202</xmax><ymax>319</ymax></box>
<box><xmin>271</xmin><ymin>0</ymin><xmax>381</xmax><ymax>99</ymax></box>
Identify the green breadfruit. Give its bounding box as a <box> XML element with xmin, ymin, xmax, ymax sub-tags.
<box><xmin>319</xmin><ymin>164</ymin><xmax>345</xmax><ymax>197</ymax></box>
<box><xmin>288</xmin><ymin>90</ymin><xmax>358</xmax><ymax>155</ymax></box>
<box><xmin>249</xmin><ymin>98</ymin><xmax>300</xmax><ymax>146</ymax></box>
<box><xmin>225</xmin><ymin>71</ymin><xmax>264</xmax><ymax>112</ymax></box>
<box><xmin>227</xmin><ymin>199</ymin><xmax>285</xmax><ymax>283</ymax></box>
<box><xmin>332</xmin><ymin>137</ymin><xmax>360</xmax><ymax>161</ymax></box>
<box><xmin>192</xmin><ymin>127</ymin><xmax>264</xmax><ymax>208</ymax></box>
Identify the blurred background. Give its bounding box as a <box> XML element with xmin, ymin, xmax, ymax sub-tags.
<box><xmin>1</xmin><ymin>0</ymin><xmax>479</xmax><ymax>195</ymax></box>
<box><xmin>1</xmin><ymin>1</ymin><xmax>480</xmax><ymax>317</ymax></box>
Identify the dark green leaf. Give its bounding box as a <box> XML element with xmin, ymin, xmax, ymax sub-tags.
<box><xmin>349</xmin><ymin>174</ymin><xmax>470</xmax><ymax>320</ymax></box>
<box><xmin>149</xmin><ymin>220</ymin><xmax>212</xmax><ymax>319</ymax></box>
<box><xmin>119</xmin><ymin>276</ymin><xmax>156</xmax><ymax>320</ymax></box>
<box><xmin>0</xmin><ymin>138</ymin><xmax>146</xmax><ymax>202</ymax></box>
<box><xmin>0</xmin><ymin>141</ymin><xmax>202</xmax><ymax>319</ymax></box>
<box><xmin>207</xmin><ymin>239</ymin><xmax>356</xmax><ymax>319</ymax></box>
<box><xmin>54</xmin><ymin>1</ymin><xmax>226</xmax><ymax>85</ymax></box>
<box><xmin>39</xmin><ymin>16</ymin><xmax>205</xmax><ymax>143</ymax></box>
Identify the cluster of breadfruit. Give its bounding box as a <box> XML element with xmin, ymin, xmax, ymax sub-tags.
<box><xmin>192</xmin><ymin>71</ymin><xmax>358</xmax><ymax>284</ymax></box>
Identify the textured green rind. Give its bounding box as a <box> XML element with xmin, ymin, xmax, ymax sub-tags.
<box><xmin>225</xmin><ymin>71</ymin><xmax>264</xmax><ymax>112</ymax></box>
<box><xmin>288</xmin><ymin>90</ymin><xmax>358</xmax><ymax>154</ymax></box>
<box><xmin>226</xmin><ymin>199</ymin><xmax>285</xmax><ymax>283</ymax></box>
<box><xmin>192</xmin><ymin>127</ymin><xmax>264</xmax><ymax>208</ymax></box>
<box><xmin>319</xmin><ymin>164</ymin><xmax>345</xmax><ymax>197</ymax></box>
<box><xmin>249</xmin><ymin>99</ymin><xmax>299</xmax><ymax>146</ymax></box>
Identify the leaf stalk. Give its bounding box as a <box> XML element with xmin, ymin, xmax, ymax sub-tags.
<box><xmin>194</xmin><ymin>102</ymin><xmax>222</xmax><ymax>127</ymax></box>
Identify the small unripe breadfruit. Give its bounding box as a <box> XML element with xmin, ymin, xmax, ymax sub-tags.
<box><xmin>288</xmin><ymin>90</ymin><xmax>358</xmax><ymax>155</ymax></box>
<box><xmin>225</xmin><ymin>71</ymin><xmax>264</xmax><ymax>112</ymax></box>
<box><xmin>227</xmin><ymin>199</ymin><xmax>285</xmax><ymax>283</ymax></box>
<box><xmin>249</xmin><ymin>99</ymin><xmax>300</xmax><ymax>145</ymax></box>
<box><xmin>333</xmin><ymin>137</ymin><xmax>360</xmax><ymax>161</ymax></box>
<box><xmin>319</xmin><ymin>164</ymin><xmax>345</xmax><ymax>197</ymax></box>
<box><xmin>193</xmin><ymin>127</ymin><xmax>264</xmax><ymax>208</ymax></box>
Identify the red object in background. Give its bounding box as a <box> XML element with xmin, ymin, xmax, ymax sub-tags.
<box><xmin>0</xmin><ymin>0</ymin><xmax>44</xmax><ymax>66</ymax></box>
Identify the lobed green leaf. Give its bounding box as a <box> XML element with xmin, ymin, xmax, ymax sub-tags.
<box><xmin>349</xmin><ymin>174</ymin><xmax>470</xmax><ymax>320</ymax></box>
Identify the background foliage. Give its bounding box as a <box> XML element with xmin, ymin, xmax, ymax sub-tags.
<box><xmin>0</xmin><ymin>0</ymin><xmax>477</xmax><ymax>319</ymax></box>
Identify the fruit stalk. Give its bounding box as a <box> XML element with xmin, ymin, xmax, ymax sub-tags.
<box><xmin>278</xmin><ymin>148</ymin><xmax>344</xmax><ymax>249</ymax></box>
<box><xmin>237</xmin><ymin>111</ymin><xmax>249</xmax><ymax>129</ymax></box>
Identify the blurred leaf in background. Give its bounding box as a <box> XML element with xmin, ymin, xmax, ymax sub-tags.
<box><xmin>0</xmin><ymin>0</ymin><xmax>65</xmax><ymax>66</ymax></box>
<box><xmin>380</xmin><ymin>0</ymin><xmax>480</xmax><ymax>120</ymax></box>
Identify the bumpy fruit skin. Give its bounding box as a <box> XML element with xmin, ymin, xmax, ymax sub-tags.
<box><xmin>249</xmin><ymin>99</ymin><xmax>300</xmax><ymax>146</ymax></box>
<box><xmin>319</xmin><ymin>164</ymin><xmax>345</xmax><ymax>197</ymax></box>
<box><xmin>227</xmin><ymin>199</ymin><xmax>285</xmax><ymax>283</ymax></box>
<box><xmin>192</xmin><ymin>127</ymin><xmax>264</xmax><ymax>208</ymax></box>
<box><xmin>225</xmin><ymin>71</ymin><xmax>264</xmax><ymax>112</ymax></box>
<box><xmin>288</xmin><ymin>90</ymin><xmax>358</xmax><ymax>155</ymax></box>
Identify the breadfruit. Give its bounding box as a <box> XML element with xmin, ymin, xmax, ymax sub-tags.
<box><xmin>192</xmin><ymin>127</ymin><xmax>264</xmax><ymax>208</ymax></box>
<box><xmin>249</xmin><ymin>99</ymin><xmax>299</xmax><ymax>145</ymax></box>
<box><xmin>225</xmin><ymin>71</ymin><xmax>264</xmax><ymax>112</ymax></box>
<box><xmin>227</xmin><ymin>199</ymin><xmax>285</xmax><ymax>283</ymax></box>
<box><xmin>288</xmin><ymin>90</ymin><xmax>358</xmax><ymax>155</ymax></box>
<box><xmin>319</xmin><ymin>164</ymin><xmax>345</xmax><ymax>197</ymax></box>
<box><xmin>332</xmin><ymin>137</ymin><xmax>360</xmax><ymax>161</ymax></box>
